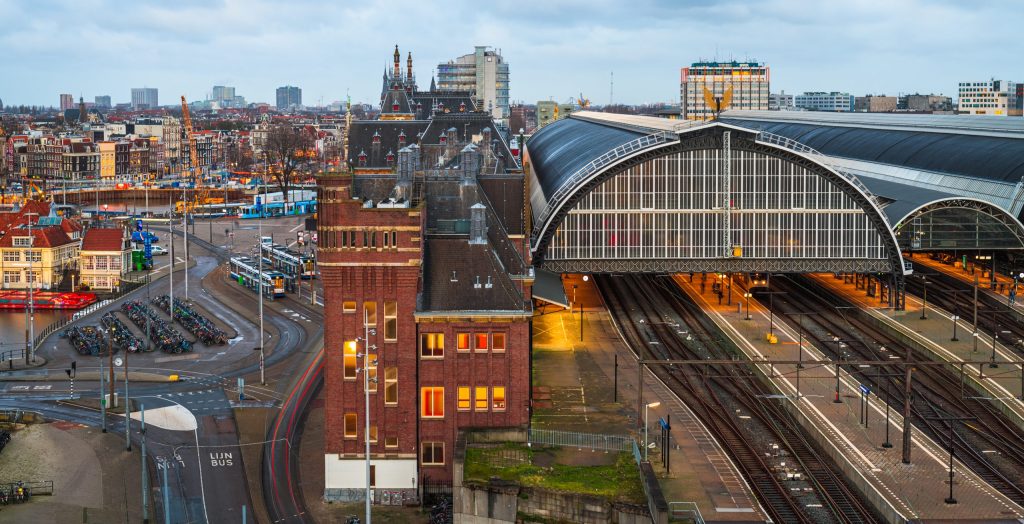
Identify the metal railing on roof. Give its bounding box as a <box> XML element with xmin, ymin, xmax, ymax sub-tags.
<box><xmin>756</xmin><ymin>130</ymin><xmax>883</xmax><ymax>209</ymax></box>
<box><xmin>534</xmin><ymin>131</ymin><xmax>674</xmax><ymax>239</ymax></box>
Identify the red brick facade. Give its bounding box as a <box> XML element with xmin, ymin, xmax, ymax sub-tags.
<box><xmin>319</xmin><ymin>173</ymin><xmax>531</xmax><ymax>488</ymax></box>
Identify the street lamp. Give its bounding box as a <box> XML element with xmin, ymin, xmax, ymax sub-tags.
<box><xmin>919</xmin><ymin>275</ymin><xmax>928</xmax><ymax>320</ymax></box>
<box><xmin>644</xmin><ymin>401</ymin><xmax>661</xmax><ymax>461</ymax></box>
<box><xmin>743</xmin><ymin>292</ymin><xmax>752</xmax><ymax>320</ymax></box>
<box><xmin>24</xmin><ymin>212</ymin><xmax>39</xmax><ymax>364</ymax></box>
<box><xmin>356</xmin><ymin>311</ymin><xmax>378</xmax><ymax>524</ymax></box>
<box><xmin>579</xmin><ymin>275</ymin><xmax>589</xmax><ymax>342</ymax></box>
<box><xmin>833</xmin><ymin>337</ymin><xmax>843</xmax><ymax>404</ymax></box>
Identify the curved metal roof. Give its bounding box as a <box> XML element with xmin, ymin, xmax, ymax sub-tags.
<box><xmin>720</xmin><ymin>118</ymin><xmax>1024</xmax><ymax>184</ymax></box>
<box><xmin>527</xmin><ymin>116</ymin><xmax>646</xmax><ymax>202</ymax></box>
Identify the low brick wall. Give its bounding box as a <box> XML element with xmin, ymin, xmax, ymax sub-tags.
<box><xmin>454</xmin><ymin>483</ymin><xmax>650</xmax><ymax>524</ymax></box>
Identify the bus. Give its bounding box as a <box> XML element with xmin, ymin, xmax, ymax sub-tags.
<box><xmin>228</xmin><ymin>256</ymin><xmax>288</xmax><ymax>299</ymax></box>
<box><xmin>260</xmin><ymin>242</ymin><xmax>316</xmax><ymax>279</ymax></box>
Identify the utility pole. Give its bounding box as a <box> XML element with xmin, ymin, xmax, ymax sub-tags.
<box><xmin>168</xmin><ymin>196</ymin><xmax>175</xmax><ymax>325</ymax></box>
<box><xmin>100</xmin><ymin>357</ymin><xmax>106</xmax><ymax>433</ymax></box>
<box><xmin>24</xmin><ymin>212</ymin><xmax>38</xmax><ymax>364</ymax></box>
<box><xmin>141</xmin><ymin>404</ymin><xmax>149</xmax><ymax>523</ymax></box>
<box><xmin>124</xmin><ymin>348</ymin><xmax>131</xmax><ymax>452</ymax></box>
<box><xmin>258</xmin><ymin>205</ymin><xmax>265</xmax><ymax>385</ymax></box>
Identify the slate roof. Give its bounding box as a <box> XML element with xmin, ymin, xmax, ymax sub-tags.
<box><xmin>420</xmin><ymin>237</ymin><xmax>526</xmax><ymax>313</ymax></box>
<box><xmin>347</xmin><ymin>120</ymin><xmax>430</xmax><ymax>169</ymax></box>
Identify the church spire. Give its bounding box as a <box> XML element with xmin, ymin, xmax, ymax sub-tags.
<box><xmin>407</xmin><ymin>51</ymin><xmax>413</xmax><ymax>83</ymax></box>
<box><xmin>393</xmin><ymin>45</ymin><xmax>401</xmax><ymax>79</ymax></box>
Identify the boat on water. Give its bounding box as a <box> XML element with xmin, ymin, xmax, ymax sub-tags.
<box><xmin>0</xmin><ymin>291</ymin><xmax>98</xmax><ymax>310</ymax></box>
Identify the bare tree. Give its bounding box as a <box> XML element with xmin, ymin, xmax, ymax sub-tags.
<box><xmin>265</xmin><ymin>124</ymin><xmax>314</xmax><ymax>202</ymax></box>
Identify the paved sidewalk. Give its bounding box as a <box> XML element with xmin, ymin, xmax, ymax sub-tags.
<box><xmin>680</xmin><ymin>274</ymin><xmax>1024</xmax><ymax>521</ymax></box>
<box><xmin>533</xmin><ymin>274</ymin><xmax>765</xmax><ymax>522</ymax></box>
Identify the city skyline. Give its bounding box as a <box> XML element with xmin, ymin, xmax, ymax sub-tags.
<box><xmin>1</xmin><ymin>0</ymin><xmax>1022</xmax><ymax>108</ymax></box>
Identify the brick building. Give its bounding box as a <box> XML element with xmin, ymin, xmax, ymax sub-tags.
<box><xmin>320</xmin><ymin>47</ymin><xmax>532</xmax><ymax>503</ymax></box>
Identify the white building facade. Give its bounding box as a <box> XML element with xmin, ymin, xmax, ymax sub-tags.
<box><xmin>794</xmin><ymin>92</ymin><xmax>855</xmax><ymax>112</ymax></box>
<box><xmin>680</xmin><ymin>61</ymin><xmax>770</xmax><ymax>120</ymax></box>
<box><xmin>437</xmin><ymin>46</ymin><xmax>510</xmax><ymax>129</ymax></box>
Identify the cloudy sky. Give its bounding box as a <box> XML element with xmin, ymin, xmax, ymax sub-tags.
<box><xmin>1</xmin><ymin>0</ymin><xmax>1019</xmax><ymax>107</ymax></box>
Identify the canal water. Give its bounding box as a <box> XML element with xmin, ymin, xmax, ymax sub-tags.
<box><xmin>0</xmin><ymin>309</ymin><xmax>70</xmax><ymax>352</ymax></box>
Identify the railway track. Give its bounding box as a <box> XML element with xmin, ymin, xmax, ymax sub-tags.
<box><xmin>906</xmin><ymin>262</ymin><xmax>1024</xmax><ymax>358</ymax></box>
<box><xmin>767</xmin><ymin>275</ymin><xmax>1024</xmax><ymax>507</ymax></box>
<box><xmin>599</xmin><ymin>274</ymin><xmax>882</xmax><ymax>524</ymax></box>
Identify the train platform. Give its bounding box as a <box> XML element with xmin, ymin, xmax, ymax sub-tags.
<box><xmin>676</xmin><ymin>275</ymin><xmax>1024</xmax><ymax>522</ymax></box>
<box><xmin>909</xmin><ymin>254</ymin><xmax>1024</xmax><ymax>314</ymax></box>
<box><xmin>812</xmin><ymin>273</ymin><xmax>1024</xmax><ymax>426</ymax></box>
<box><xmin>532</xmin><ymin>274</ymin><xmax>766</xmax><ymax>522</ymax></box>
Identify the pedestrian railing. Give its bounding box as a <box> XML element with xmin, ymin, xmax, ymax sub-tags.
<box><xmin>527</xmin><ymin>428</ymin><xmax>634</xmax><ymax>452</ymax></box>
<box><xmin>668</xmin><ymin>502</ymin><xmax>705</xmax><ymax>523</ymax></box>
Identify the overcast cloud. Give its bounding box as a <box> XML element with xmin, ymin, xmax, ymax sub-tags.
<box><xmin>0</xmin><ymin>0</ymin><xmax>1020</xmax><ymax>107</ymax></box>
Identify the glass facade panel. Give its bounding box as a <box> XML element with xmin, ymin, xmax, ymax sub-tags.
<box><xmin>895</xmin><ymin>206</ymin><xmax>1024</xmax><ymax>250</ymax></box>
<box><xmin>546</xmin><ymin>148</ymin><xmax>887</xmax><ymax>261</ymax></box>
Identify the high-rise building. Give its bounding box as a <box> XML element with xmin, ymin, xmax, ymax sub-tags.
<box><xmin>794</xmin><ymin>92</ymin><xmax>855</xmax><ymax>112</ymax></box>
<box><xmin>59</xmin><ymin>94</ymin><xmax>74</xmax><ymax>111</ymax></box>
<box><xmin>276</xmin><ymin>86</ymin><xmax>302</xmax><ymax>110</ymax></box>
<box><xmin>94</xmin><ymin>95</ymin><xmax>111</xmax><ymax>109</ymax></box>
<box><xmin>769</xmin><ymin>91</ymin><xmax>794</xmax><ymax>111</ymax></box>
<box><xmin>131</xmin><ymin>88</ymin><xmax>159</xmax><ymax>110</ymax></box>
<box><xmin>437</xmin><ymin>46</ymin><xmax>510</xmax><ymax>128</ymax></box>
<box><xmin>957</xmin><ymin>80</ymin><xmax>1020</xmax><ymax>116</ymax></box>
<box><xmin>211</xmin><ymin>85</ymin><xmax>235</xmax><ymax>102</ymax></box>
<box><xmin>854</xmin><ymin>95</ymin><xmax>897</xmax><ymax>113</ymax></box>
<box><xmin>680</xmin><ymin>61</ymin><xmax>769</xmax><ymax>120</ymax></box>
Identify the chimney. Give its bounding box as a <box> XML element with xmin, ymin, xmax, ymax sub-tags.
<box><xmin>481</xmin><ymin>127</ymin><xmax>492</xmax><ymax>165</ymax></box>
<box><xmin>460</xmin><ymin>144</ymin><xmax>480</xmax><ymax>184</ymax></box>
<box><xmin>469</xmin><ymin>203</ymin><xmax>487</xmax><ymax>244</ymax></box>
<box><xmin>397</xmin><ymin>146</ymin><xmax>414</xmax><ymax>184</ymax></box>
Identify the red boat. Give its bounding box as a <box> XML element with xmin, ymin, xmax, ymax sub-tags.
<box><xmin>0</xmin><ymin>291</ymin><xmax>98</xmax><ymax>310</ymax></box>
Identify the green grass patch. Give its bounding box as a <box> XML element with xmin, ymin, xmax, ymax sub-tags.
<box><xmin>464</xmin><ymin>444</ymin><xmax>644</xmax><ymax>503</ymax></box>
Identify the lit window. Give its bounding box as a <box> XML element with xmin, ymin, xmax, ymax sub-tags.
<box><xmin>457</xmin><ymin>333</ymin><xmax>470</xmax><ymax>352</ymax></box>
<box><xmin>421</xmin><ymin>442</ymin><xmax>444</xmax><ymax>465</ymax></box>
<box><xmin>421</xmin><ymin>387</ymin><xmax>444</xmax><ymax>418</ymax></box>
<box><xmin>474</xmin><ymin>387</ymin><xmax>488</xmax><ymax>411</ymax></box>
<box><xmin>457</xmin><ymin>386</ymin><xmax>471</xmax><ymax>411</ymax></box>
<box><xmin>384</xmin><ymin>368</ymin><xmax>398</xmax><ymax>405</ymax></box>
<box><xmin>344</xmin><ymin>413</ymin><xmax>357</xmax><ymax>439</ymax></box>
<box><xmin>366</xmin><ymin>425</ymin><xmax>378</xmax><ymax>443</ymax></box>
<box><xmin>343</xmin><ymin>301</ymin><xmax>356</xmax><ymax>313</ymax></box>
<box><xmin>367</xmin><ymin>360</ymin><xmax>377</xmax><ymax>393</ymax></box>
<box><xmin>384</xmin><ymin>301</ymin><xmax>397</xmax><ymax>341</ymax></box>
<box><xmin>492</xmin><ymin>387</ymin><xmax>506</xmax><ymax>411</ymax></box>
<box><xmin>492</xmin><ymin>333</ymin><xmax>506</xmax><ymax>352</ymax></box>
<box><xmin>420</xmin><ymin>333</ymin><xmax>444</xmax><ymax>358</ymax></box>
<box><xmin>474</xmin><ymin>333</ymin><xmax>488</xmax><ymax>352</ymax></box>
<box><xmin>343</xmin><ymin>340</ymin><xmax>357</xmax><ymax>380</ymax></box>
<box><xmin>364</xmin><ymin>302</ymin><xmax>377</xmax><ymax>326</ymax></box>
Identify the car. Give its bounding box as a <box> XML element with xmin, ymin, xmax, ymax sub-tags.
<box><xmin>150</xmin><ymin>245</ymin><xmax>168</xmax><ymax>256</ymax></box>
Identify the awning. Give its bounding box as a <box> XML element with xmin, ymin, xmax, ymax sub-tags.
<box><xmin>533</xmin><ymin>269</ymin><xmax>568</xmax><ymax>308</ymax></box>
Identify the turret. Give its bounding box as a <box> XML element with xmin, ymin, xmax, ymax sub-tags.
<box><xmin>407</xmin><ymin>52</ymin><xmax>413</xmax><ymax>83</ymax></box>
<box><xmin>393</xmin><ymin>45</ymin><xmax>401</xmax><ymax>79</ymax></box>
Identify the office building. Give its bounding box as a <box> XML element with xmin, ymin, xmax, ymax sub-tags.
<box><xmin>794</xmin><ymin>92</ymin><xmax>855</xmax><ymax>112</ymax></box>
<box><xmin>958</xmin><ymin>80</ymin><xmax>1020</xmax><ymax>116</ymax></box>
<box><xmin>59</xmin><ymin>94</ymin><xmax>74</xmax><ymax>111</ymax></box>
<box><xmin>276</xmin><ymin>85</ymin><xmax>302</xmax><ymax>110</ymax></box>
<box><xmin>769</xmin><ymin>91</ymin><xmax>794</xmax><ymax>111</ymax></box>
<box><xmin>854</xmin><ymin>95</ymin><xmax>897</xmax><ymax>113</ymax></box>
<box><xmin>536</xmin><ymin>101</ymin><xmax>574</xmax><ymax>128</ymax></box>
<box><xmin>898</xmin><ymin>94</ymin><xmax>953</xmax><ymax>112</ymax></box>
<box><xmin>94</xmin><ymin>95</ymin><xmax>111</xmax><ymax>109</ymax></box>
<box><xmin>680</xmin><ymin>61</ymin><xmax>770</xmax><ymax>120</ymax></box>
<box><xmin>437</xmin><ymin>46</ymin><xmax>510</xmax><ymax>127</ymax></box>
<box><xmin>131</xmin><ymin>88</ymin><xmax>159</xmax><ymax>110</ymax></box>
<box><xmin>211</xmin><ymin>85</ymin><xmax>235</xmax><ymax>103</ymax></box>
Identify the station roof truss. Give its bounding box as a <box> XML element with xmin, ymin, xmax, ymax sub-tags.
<box><xmin>894</xmin><ymin>197</ymin><xmax>1024</xmax><ymax>251</ymax></box>
<box><xmin>526</xmin><ymin>112</ymin><xmax>908</xmax><ymax>278</ymax></box>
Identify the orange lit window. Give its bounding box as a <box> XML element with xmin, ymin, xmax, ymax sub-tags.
<box><xmin>344</xmin><ymin>413</ymin><xmax>357</xmax><ymax>439</ymax></box>
<box><xmin>457</xmin><ymin>386</ymin><xmax>471</xmax><ymax>411</ymax></box>
<box><xmin>474</xmin><ymin>333</ymin><xmax>488</xmax><ymax>352</ymax></box>
<box><xmin>492</xmin><ymin>386</ymin><xmax>506</xmax><ymax>411</ymax></box>
<box><xmin>492</xmin><ymin>333</ymin><xmax>506</xmax><ymax>352</ymax></box>
<box><xmin>343</xmin><ymin>340</ymin><xmax>357</xmax><ymax>380</ymax></box>
<box><xmin>457</xmin><ymin>333</ymin><xmax>470</xmax><ymax>352</ymax></box>
<box><xmin>343</xmin><ymin>301</ymin><xmax>356</xmax><ymax>313</ymax></box>
<box><xmin>420</xmin><ymin>333</ymin><xmax>444</xmax><ymax>358</ymax></box>
<box><xmin>474</xmin><ymin>386</ymin><xmax>488</xmax><ymax>411</ymax></box>
<box><xmin>421</xmin><ymin>387</ymin><xmax>444</xmax><ymax>418</ymax></box>
<box><xmin>384</xmin><ymin>368</ymin><xmax>398</xmax><ymax>405</ymax></box>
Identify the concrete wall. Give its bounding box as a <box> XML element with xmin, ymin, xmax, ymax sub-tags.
<box><xmin>454</xmin><ymin>484</ymin><xmax>650</xmax><ymax>524</ymax></box>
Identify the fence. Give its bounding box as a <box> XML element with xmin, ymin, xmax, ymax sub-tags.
<box><xmin>668</xmin><ymin>502</ymin><xmax>705</xmax><ymax>523</ymax></box>
<box><xmin>0</xmin><ymin>480</ymin><xmax>54</xmax><ymax>496</ymax></box>
<box><xmin>528</xmin><ymin>428</ymin><xmax>634</xmax><ymax>452</ymax></box>
<box><xmin>421</xmin><ymin>476</ymin><xmax>452</xmax><ymax>506</ymax></box>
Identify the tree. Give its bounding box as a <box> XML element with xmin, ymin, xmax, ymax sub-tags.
<box><xmin>265</xmin><ymin>124</ymin><xmax>314</xmax><ymax>202</ymax></box>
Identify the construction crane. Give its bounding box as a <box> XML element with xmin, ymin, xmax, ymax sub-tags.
<box><xmin>179</xmin><ymin>96</ymin><xmax>210</xmax><ymax>213</ymax></box>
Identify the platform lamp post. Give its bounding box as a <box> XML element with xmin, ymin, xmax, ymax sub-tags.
<box><xmin>579</xmin><ymin>275</ymin><xmax>590</xmax><ymax>341</ymax></box>
<box><xmin>833</xmin><ymin>337</ymin><xmax>846</xmax><ymax>404</ymax></box>
<box><xmin>644</xmin><ymin>401</ymin><xmax>661</xmax><ymax>462</ymax></box>
<box><xmin>919</xmin><ymin>274</ymin><xmax>929</xmax><ymax>320</ymax></box>
<box><xmin>355</xmin><ymin>309</ymin><xmax>378</xmax><ymax>524</ymax></box>
<box><xmin>24</xmin><ymin>212</ymin><xmax>38</xmax><ymax>365</ymax></box>
<box><xmin>743</xmin><ymin>292</ymin><xmax>752</xmax><ymax>320</ymax></box>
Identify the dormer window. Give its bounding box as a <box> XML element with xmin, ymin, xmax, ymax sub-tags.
<box><xmin>12</xmin><ymin>236</ymin><xmax>32</xmax><ymax>247</ymax></box>
<box><xmin>459</xmin><ymin>102</ymin><xmax>466</xmax><ymax>112</ymax></box>
<box><xmin>372</xmin><ymin>131</ymin><xmax>381</xmax><ymax>144</ymax></box>
<box><xmin>357</xmin><ymin>150</ymin><xmax>367</xmax><ymax>166</ymax></box>
<box><xmin>398</xmin><ymin>131</ymin><xmax>407</xmax><ymax>146</ymax></box>
<box><xmin>392</xmin><ymin>103</ymin><xmax>400</xmax><ymax>112</ymax></box>
<box><xmin>439</xmin><ymin>133</ymin><xmax>447</xmax><ymax>144</ymax></box>
<box><xmin>386</xmin><ymin>150</ymin><xmax>395</xmax><ymax>165</ymax></box>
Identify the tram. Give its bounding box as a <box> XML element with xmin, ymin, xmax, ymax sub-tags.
<box><xmin>260</xmin><ymin>242</ymin><xmax>316</xmax><ymax>279</ymax></box>
<box><xmin>228</xmin><ymin>256</ymin><xmax>288</xmax><ymax>299</ymax></box>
